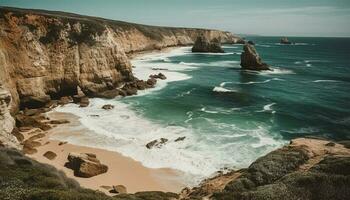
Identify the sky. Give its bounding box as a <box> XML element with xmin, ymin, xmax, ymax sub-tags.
<box><xmin>1</xmin><ymin>0</ymin><xmax>350</xmax><ymax>37</ymax></box>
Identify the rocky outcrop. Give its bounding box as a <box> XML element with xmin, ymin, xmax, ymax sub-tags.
<box><xmin>192</xmin><ymin>35</ymin><xmax>224</xmax><ymax>53</ymax></box>
<box><xmin>102</xmin><ymin>104</ymin><xmax>114</xmax><ymax>110</ymax></box>
<box><xmin>146</xmin><ymin>138</ymin><xmax>168</xmax><ymax>149</ymax></box>
<box><xmin>181</xmin><ymin>138</ymin><xmax>350</xmax><ymax>200</ymax></box>
<box><xmin>0</xmin><ymin>7</ymin><xmax>241</xmax><ymax>115</ymax></box>
<box><xmin>280</xmin><ymin>37</ymin><xmax>292</xmax><ymax>44</ymax></box>
<box><xmin>240</xmin><ymin>43</ymin><xmax>270</xmax><ymax>70</ymax></box>
<box><xmin>0</xmin><ymin>85</ymin><xmax>20</xmax><ymax>149</ymax></box>
<box><xmin>65</xmin><ymin>152</ymin><xmax>108</xmax><ymax>178</ymax></box>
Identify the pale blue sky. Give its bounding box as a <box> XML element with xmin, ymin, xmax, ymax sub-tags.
<box><xmin>1</xmin><ymin>0</ymin><xmax>349</xmax><ymax>37</ymax></box>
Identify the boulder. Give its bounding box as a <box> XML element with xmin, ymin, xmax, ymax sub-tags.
<box><xmin>79</xmin><ymin>97</ymin><xmax>89</xmax><ymax>107</ymax></box>
<box><xmin>102</xmin><ymin>104</ymin><xmax>114</xmax><ymax>110</ymax></box>
<box><xmin>58</xmin><ymin>96</ymin><xmax>73</xmax><ymax>105</ymax></box>
<box><xmin>95</xmin><ymin>89</ymin><xmax>120</xmax><ymax>99</ymax></box>
<box><xmin>43</xmin><ymin>151</ymin><xmax>57</xmax><ymax>160</ymax></box>
<box><xmin>192</xmin><ymin>36</ymin><xmax>224</xmax><ymax>53</ymax></box>
<box><xmin>174</xmin><ymin>136</ymin><xmax>186</xmax><ymax>142</ymax></box>
<box><xmin>58</xmin><ymin>141</ymin><xmax>68</xmax><ymax>146</ymax></box>
<box><xmin>146</xmin><ymin>138</ymin><xmax>168</xmax><ymax>149</ymax></box>
<box><xmin>150</xmin><ymin>73</ymin><xmax>167</xmax><ymax>80</ymax></box>
<box><xmin>240</xmin><ymin>44</ymin><xmax>270</xmax><ymax>71</ymax></box>
<box><xmin>110</xmin><ymin>185</ymin><xmax>127</xmax><ymax>194</ymax></box>
<box><xmin>146</xmin><ymin>78</ymin><xmax>157</xmax><ymax>87</ymax></box>
<box><xmin>65</xmin><ymin>152</ymin><xmax>108</xmax><ymax>178</ymax></box>
<box><xmin>22</xmin><ymin>139</ymin><xmax>41</xmax><ymax>154</ymax></box>
<box><xmin>280</xmin><ymin>37</ymin><xmax>292</xmax><ymax>44</ymax></box>
<box><xmin>15</xmin><ymin>114</ymin><xmax>51</xmax><ymax>131</ymax></box>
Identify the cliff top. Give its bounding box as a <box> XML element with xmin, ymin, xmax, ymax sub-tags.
<box><xmin>0</xmin><ymin>6</ymin><xmax>232</xmax><ymax>34</ymax></box>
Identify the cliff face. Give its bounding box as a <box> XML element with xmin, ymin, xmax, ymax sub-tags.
<box><xmin>0</xmin><ymin>7</ymin><xmax>241</xmax><ymax>114</ymax></box>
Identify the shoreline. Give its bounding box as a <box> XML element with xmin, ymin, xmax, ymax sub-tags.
<box><xmin>26</xmin><ymin>111</ymin><xmax>186</xmax><ymax>194</ymax></box>
<box><xmin>23</xmin><ymin>45</ymin><xmax>193</xmax><ymax>194</ymax></box>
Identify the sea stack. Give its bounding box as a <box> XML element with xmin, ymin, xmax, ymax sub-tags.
<box><xmin>280</xmin><ymin>37</ymin><xmax>292</xmax><ymax>44</ymax></box>
<box><xmin>192</xmin><ymin>35</ymin><xmax>224</xmax><ymax>53</ymax></box>
<box><xmin>240</xmin><ymin>43</ymin><xmax>270</xmax><ymax>70</ymax></box>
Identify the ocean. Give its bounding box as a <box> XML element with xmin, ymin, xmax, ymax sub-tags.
<box><xmin>54</xmin><ymin>36</ymin><xmax>350</xmax><ymax>185</ymax></box>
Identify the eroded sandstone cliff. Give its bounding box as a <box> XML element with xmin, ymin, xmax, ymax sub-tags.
<box><xmin>0</xmin><ymin>7</ymin><xmax>241</xmax><ymax>113</ymax></box>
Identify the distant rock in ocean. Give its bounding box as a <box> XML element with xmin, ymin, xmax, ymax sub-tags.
<box><xmin>280</xmin><ymin>37</ymin><xmax>292</xmax><ymax>44</ymax></box>
<box><xmin>192</xmin><ymin>35</ymin><xmax>224</xmax><ymax>53</ymax></box>
<box><xmin>240</xmin><ymin>43</ymin><xmax>270</xmax><ymax>70</ymax></box>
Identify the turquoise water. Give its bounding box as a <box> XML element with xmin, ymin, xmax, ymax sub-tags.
<box><xmin>128</xmin><ymin>37</ymin><xmax>350</xmax><ymax>141</ymax></box>
<box><xmin>56</xmin><ymin>37</ymin><xmax>350</xmax><ymax>184</ymax></box>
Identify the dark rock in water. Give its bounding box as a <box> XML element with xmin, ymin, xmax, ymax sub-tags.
<box><xmin>146</xmin><ymin>78</ymin><xmax>157</xmax><ymax>87</ymax></box>
<box><xmin>79</xmin><ymin>97</ymin><xmax>89</xmax><ymax>107</ymax></box>
<box><xmin>43</xmin><ymin>151</ymin><xmax>57</xmax><ymax>160</ymax></box>
<box><xmin>65</xmin><ymin>152</ymin><xmax>108</xmax><ymax>178</ymax></box>
<box><xmin>146</xmin><ymin>138</ymin><xmax>168</xmax><ymax>149</ymax></box>
<box><xmin>174</xmin><ymin>136</ymin><xmax>186</xmax><ymax>142</ymax></box>
<box><xmin>150</xmin><ymin>73</ymin><xmax>167</xmax><ymax>80</ymax></box>
<box><xmin>280</xmin><ymin>37</ymin><xmax>292</xmax><ymax>44</ymax></box>
<box><xmin>109</xmin><ymin>185</ymin><xmax>127</xmax><ymax>194</ymax></box>
<box><xmin>102</xmin><ymin>104</ymin><xmax>114</xmax><ymax>110</ymax></box>
<box><xmin>240</xmin><ymin>44</ymin><xmax>270</xmax><ymax>71</ymax></box>
<box><xmin>192</xmin><ymin>35</ymin><xmax>224</xmax><ymax>53</ymax></box>
<box><xmin>247</xmin><ymin>40</ymin><xmax>255</xmax><ymax>45</ymax></box>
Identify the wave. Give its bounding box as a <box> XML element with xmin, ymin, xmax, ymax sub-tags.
<box><xmin>53</xmin><ymin>99</ymin><xmax>286</xmax><ymax>186</ymax></box>
<box><xmin>222</xmin><ymin>45</ymin><xmax>238</xmax><ymax>49</ymax></box>
<box><xmin>213</xmin><ymin>86</ymin><xmax>237</xmax><ymax>93</ymax></box>
<box><xmin>179</xmin><ymin>62</ymin><xmax>202</xmax><ymax>66</ymax></box>
<box><xmin>256</xmin><ymin>44</ymin><xmax>272</xmax><ymax>48</ymax></box>
<box><xmin>191</xmin><ymin>52</ymin><xmax>235</xmax><ymax>56</ymax></box>
<box><xmin>257</xmin><ymin>67</ymin><xmax>295</xmax><ymax>75</ymax></box>
<box><xmin>219</xmin><ymin>78</ymin><xmax>284</xmax><ymax>87</ymax></box>
<box><xmin>257</xmin><ymin>103</ymin><xmax>276</xmax><ymax>113</ymax></box>
<box><xmin>312</xmin><ymin>80</ymin><xmax>340</xmax><ymax>83</ymax></box>
<box><xmin>200</xmin><ymin>106</ymin><xmax>240</xmax><ymax>115</ymax></box>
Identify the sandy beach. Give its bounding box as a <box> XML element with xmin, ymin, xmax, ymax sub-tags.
<box><xmin>25</xmin><ymin>111</ymin><xmax>186</xmax><ymax>194</ymax></box>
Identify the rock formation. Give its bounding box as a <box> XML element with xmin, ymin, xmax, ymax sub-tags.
<box><xmin>65</xmin><ymin>152</ymin><xmax>108</xmax><ymax>178</ymax></box>
<box><xmin>192</xmin><ymin>35</ymin><xmax>224</xmax><ymax>53</ymax></box>
<box><xmin>0</xmin><ymin>85</ymin><xmax>20</xmax><ymax>149</ymax></box>
<box><xmin>146</xmin><ymin>138</ymin><xmax>168</xmax><ymax>149</ymax></box>
<box><xmin>0</xmin><ymin>7</ymin><xmax>241</xmax><ymax>115</ymax></box>
<box><xmin>150</xmin><ymin>73</ymin><xmax>167</xmax><ymax>80</ymax></box>
<box><xmin>240</xmin><ymin>43</ymin><xmax>270</xmax><ymax>70</ymax></box>
<box><xmin>280</xmin><ymin>37</ymin><xmax>292</xmax><ymax>44</ymax></box>
<box><xmin>180</xmin><ymin>138</ymin><xmax>350</xmax><ymax>200</ymax></box>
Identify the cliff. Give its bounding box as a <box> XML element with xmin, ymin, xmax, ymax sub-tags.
<box><xmin>0</xmin><ymin>6</ymin><xmax>241</xmax><ymax>113</ymax></box>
